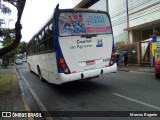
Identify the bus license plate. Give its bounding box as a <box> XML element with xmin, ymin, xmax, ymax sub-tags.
<box><xmin>86</xmin><ymin>60</ymin><xmax>95</xmax><ymax>65</ymax></box>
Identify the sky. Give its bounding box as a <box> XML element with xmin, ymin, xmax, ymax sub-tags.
<box><xmin>21</xmin><ymin>0</ymin><xmax>72</xmax><ymax>42</ymax></box>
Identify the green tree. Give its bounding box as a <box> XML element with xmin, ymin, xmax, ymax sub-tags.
<box><xmin>0</xmin><ymin>1</ymin><xmax>11</xmax><ymax>15</ymax></box>
<box><xmin>0</xmin><ymin>0</ymin><xmax>11</xmax><ymax>26</ymax></box>
<box><xmin>1</xmin><ymin>28</ymin><xmax>27</xmax><ymax>61</ymax></box>
<box><xmin>0</xmin><ymin>0</ymin><xmax>26</xmax><ymax>56</ymax></box>
<box><xmin>18</xmin><ymin>41</ymin><xmax>27</xmax><ymax>54</ymax></box>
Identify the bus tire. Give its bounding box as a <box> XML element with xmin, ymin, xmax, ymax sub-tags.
<box><xmin>28</xmin><ymin>63</ymin><xmax>33</xmax><ymax>72</ymax></box>
<box><xmin>37</xmin><ymin>66</ymin><xmax>45</xmax><ymax>82</ymax></box>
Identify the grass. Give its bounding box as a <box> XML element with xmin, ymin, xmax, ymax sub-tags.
<box><xmin>0</xmin><ymin>74</ymin><xmax>12</xmax><ymax>96</ymax></box>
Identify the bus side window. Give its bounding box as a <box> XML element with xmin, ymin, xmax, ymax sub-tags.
<box><xmin>45</xmin><ymin>23</ymin><xmax>54</xmax><ymax>51</ymax></box>
<box><xmin>42</xmin><ymin>30</ymin><xmax>47</xmax><ymax>51</ymax></box>
<box><xmin>49</xmin><ymin>23</ymin><xmax>54</xmax><ymax>51</ymax></box>
<box><xmin>45</xmin><ymin>26</ymin><xmax>50</xmax><ymax>50</ymax></box>
<box><xmin>39</xmin><ymin>34</ymin><xmax>45</xmax><ymax>52</ymax></box>
<box><xmin>45</xmin><ymin>26</ymin><xmax>49</xmax><ymax>39</ymax></box>
<box><xmin>42</xmin><ymin>31</ymin><xmax>45</xmax><ymax>41</ymax></box>
<box><xmin>34</xmin><ymin>37</ymin><xmax>37</xmax><ymax>53</ymax></box>
<box><xmin>49</xmin><ymin>23</ymin><xmax>53</xmax><ymax>34</ymax></box>
<box><xmin>31</xmin><ymin>40</ymin><xmax>34</xmax><ymax>55</ymax></box>
<box><xmin>33</xmin><ymin>39</ymin><xmax>36</xmax><ymax>54</ymax></box>
<box><xmin>35</xmin><ymin>37</ymin><xmax>40</xmax><ymax>53</ymax></box>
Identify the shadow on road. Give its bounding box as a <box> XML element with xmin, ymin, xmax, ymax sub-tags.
<box><xmin>44</xmin><ymin>79</ymin><xmax>112</xmax><ymax>96</ymax></box>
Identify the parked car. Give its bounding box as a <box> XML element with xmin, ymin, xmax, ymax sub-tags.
<box><xmin>15</xmin><ymin>59</ymin><xmax>23</xmax><ymax>65</ymax></box>
<box><xmin>22</xmin><ymin>58</ymin><xmax>27</xmax><ymax>62</ymax></box>
<box><xmin>155</xmin><ymin>55</ymin><xmax>160</xmax><ymax>79</ymax></box>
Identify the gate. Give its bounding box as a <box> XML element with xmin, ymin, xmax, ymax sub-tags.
<box><xmin>140</xmin><ymin>41</ymin><xmax>150</xmax><ymax>65</ymax></box>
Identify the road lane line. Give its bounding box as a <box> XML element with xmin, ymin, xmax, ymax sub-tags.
<box><xmin>19</xmin><ymin>71</ymin><xmax>54</xmax><ymax>120</ymax></box>
<box><xmin>113</xmin><ymin>93</ymin><xmax>160</xmax><ymax>110</ymax></box>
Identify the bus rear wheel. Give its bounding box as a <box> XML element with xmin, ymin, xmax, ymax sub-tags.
<box><xmin>28</xmin><ymin>63</ymin><xmax>33</xmax><ymax>72</ymax></box>
<box><xmin>37</xmin><ymin>66</ymin><xmax>45</xmax><ymax>82</ymax></box>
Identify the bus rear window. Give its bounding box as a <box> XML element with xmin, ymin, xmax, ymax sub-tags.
<box><xmin>59</xmin><ymin>12</ymin><xmax>112</xmax><ymax>36</ymax></box>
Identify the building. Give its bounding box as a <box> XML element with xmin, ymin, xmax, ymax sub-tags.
<box><xmin>73</xmin><ymin>0</ymin><xmax>160</xmax><ymax>43</ymax></box>
<box><xmin>73</xmin><ymin>0</ymin><xmax>160</xmax><ymax>66</ymax></box>
<box><xmin>125</xmin><ymin>0</ymin><xmax>160</xmax><ymax>43</ymax></box>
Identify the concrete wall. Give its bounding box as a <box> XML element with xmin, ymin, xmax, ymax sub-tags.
<box><xmin>116</xmin><ymin>42</ymin><xmax>140</xmax><ymax>65</ymax></box>
<box><xmin>129</xmin><ymin>2</ymin><xmax>160</xmax><ymax>28</ymax></box>
<box><xmin>132</xmin><ymin>30</ymin><xmax>142</xmax><ymax>42</ymax></box>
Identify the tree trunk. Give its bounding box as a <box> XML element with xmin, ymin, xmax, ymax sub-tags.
<box><xmin>0</xmin><ymin>0</ymin><xmax>26</xmax><ymax>57</ymax></box>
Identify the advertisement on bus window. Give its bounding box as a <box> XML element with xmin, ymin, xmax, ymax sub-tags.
<box><xmin>59</xmin><ymin>12</ymin><xmax>111</xmax><ymax>36</ymax></box>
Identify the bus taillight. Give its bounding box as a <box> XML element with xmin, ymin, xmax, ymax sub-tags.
<box><xmin>58</xmin><ymin>57</ymin><xmax>71</xmax><ymax>74</ymax></box>
<box><xmin>109</xmin><ymin>51</ymin><xmax>115</xmax><ymax>66</ymax></box>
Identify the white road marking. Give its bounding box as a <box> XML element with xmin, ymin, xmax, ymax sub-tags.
<box><xmin>113</xmin><ymin>93</ymin><xmax>160</xmax><ymax>110</ymax></box>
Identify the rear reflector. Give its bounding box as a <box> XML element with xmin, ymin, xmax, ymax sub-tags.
<box><xmin>109</xmin><ymin>51</ymin><xmax>115</xmax><ymax>66</ymax></box>
<box><xmin>58</xmin><ymin>57</ymin><xmax>71</xmax><ymax>74</ymax></box>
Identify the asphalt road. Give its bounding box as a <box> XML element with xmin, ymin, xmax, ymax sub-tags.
<box><xmin>16</xmin><ymin>63</ymin><xmax>160</xmax><ymax>120</ymax></box>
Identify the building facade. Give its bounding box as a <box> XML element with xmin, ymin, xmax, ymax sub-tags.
<box><xmin>73</xmin><ymin>0</ymin><xmax>160</xmax><ymax>44</ymax></box>
<box><xmin>73</xmin><ymin>0</ymin><xmax>160</xmax><ymax>66</ymax></box>
<box><xmin>126</xmin><ymin>0</ymin><xmax>160</xmax><ymax>43</ymax></box>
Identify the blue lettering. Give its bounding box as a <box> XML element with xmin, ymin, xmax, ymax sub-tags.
<box><xmin>89</xmin><ymin>16</ymin><xmax>105</xmax><ymax>24</ymax></box>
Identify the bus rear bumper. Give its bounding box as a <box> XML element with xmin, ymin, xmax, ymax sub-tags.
<box><xmin>58</xmin><ymin>63</ymin><xmax>117</xmax><ymax>84</ymax></box>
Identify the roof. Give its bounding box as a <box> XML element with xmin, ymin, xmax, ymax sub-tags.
<box><xmin>74</xmin><ymin>0</ymin><xmax>99</xmax><ymax>8</ymax></box>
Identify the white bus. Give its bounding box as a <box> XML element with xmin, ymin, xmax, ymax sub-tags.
<box><xmin>27</xmin><ymin>5</ymin><xmax>117</xmax><ymax>84</ymax></box>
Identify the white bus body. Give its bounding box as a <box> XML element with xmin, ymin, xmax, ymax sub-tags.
<box><xmin>27</xmin><ymin>8</ymin><xmax>117</xmax><ymax>84</ymax></box>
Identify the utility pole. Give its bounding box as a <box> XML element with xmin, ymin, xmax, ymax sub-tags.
<box><xmin>126</xmin><ymin>0</ymin><xmax>130</xmax><ymax>43</ymax></box>
<box><xmin>0</xmin><ymin>0</ymin><xmax>1</xmax><ymax>9</ymax></box>
<box><xmin>106</xmin><ymin>0</ymin><xmax>109</xmax><ymax>12</ymax></box>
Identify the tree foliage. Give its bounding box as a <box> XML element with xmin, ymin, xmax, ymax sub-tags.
<box><xmin>1</xmin><ymin>28</ymin><xmax>27</xmax><ymax>59</ymax></box>
<box><xmin>0</xmin><ymin>0</ymin><xmax>11</xmax><ymax>29</ymax></box>
<box><xmin>0</xmin><ymin>4</ymin><xmax>11</xmax><ymax>14</ymax></box>
<box><xmin>0</xmin><ymin>0</ymin><xmax>26</xmax><ymax>57</ymax></box>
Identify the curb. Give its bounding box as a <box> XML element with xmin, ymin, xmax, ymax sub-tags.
<box><xmin>16</xmin><ymin>66</ymin><xmax>54</xmax><ymax>120</ymax></box>
<box><xmin>118</xmin><ymin>69</ymin><xmax>155</xmax><ymax>73</ymax></box>
<box><xmin>15</xmin><ymin>67</ymin><xmax>34</xmax><ymax>120</ymax></box>
<box><xmin>130</xmin><ymin>70</ymin><xmax>155</xmax><ymax>73</ymax></box>
<box><xmin>118</xmin><ymin>69</ymin><xmax>130</xmax><ymax>72</ymax></box>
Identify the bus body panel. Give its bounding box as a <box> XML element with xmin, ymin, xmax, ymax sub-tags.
<box><xmin>27</xmin><ymin>52</ymin><xmax>59</xmax><ymax>84</ymax></box>
<box><xmin>59</xmin><ymin>34</ymin><xmax>113</xmax><ymax>73</ymax></box>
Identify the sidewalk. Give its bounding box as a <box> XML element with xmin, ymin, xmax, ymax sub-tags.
<box><xmin>0</xmin><ymin>66</ymin><xmax>28</xmax><ymax>120</ymax></box>
<box><xmin>118</xmin><ymin>65</ymin><xmax>155</xmax><ymax>73</ymax></box>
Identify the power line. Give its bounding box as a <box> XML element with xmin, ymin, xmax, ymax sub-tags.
<box><xmin>112</xmin><ymin>7</ymin><xmax>160</xmax><ymax>27</ymax></box>
<box><xmin>110</xmin><ymin>0</ymin><xmax>140</xmax><ymax>14</ymax></box>
<box><xmin>112</xmin><ymin>4</ymin><xmax>160</xmax><ymax>24</ymax></box>
<box><xmin>110</xmin><ymin>0</ymin><xmax>144</xmax><ymax>15</ymax></box>
<box><xmin>111</xmin><ymin>0</ymin><xmax>155</xmax><ymax>18</ymax></box>
<box><xmin>111</xmin><ymin>1</ymin><xmax>160</xmax><ymax>25</ymax></box>
<box><xmin>113</xmin><ymin>7</ymin><xmax>160</xmax><ymax>40</ymax></box>
<box><xmin>112</xmin><ymin>4</ymin><xmax>159</xmax><ymax>24</ymax></box>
